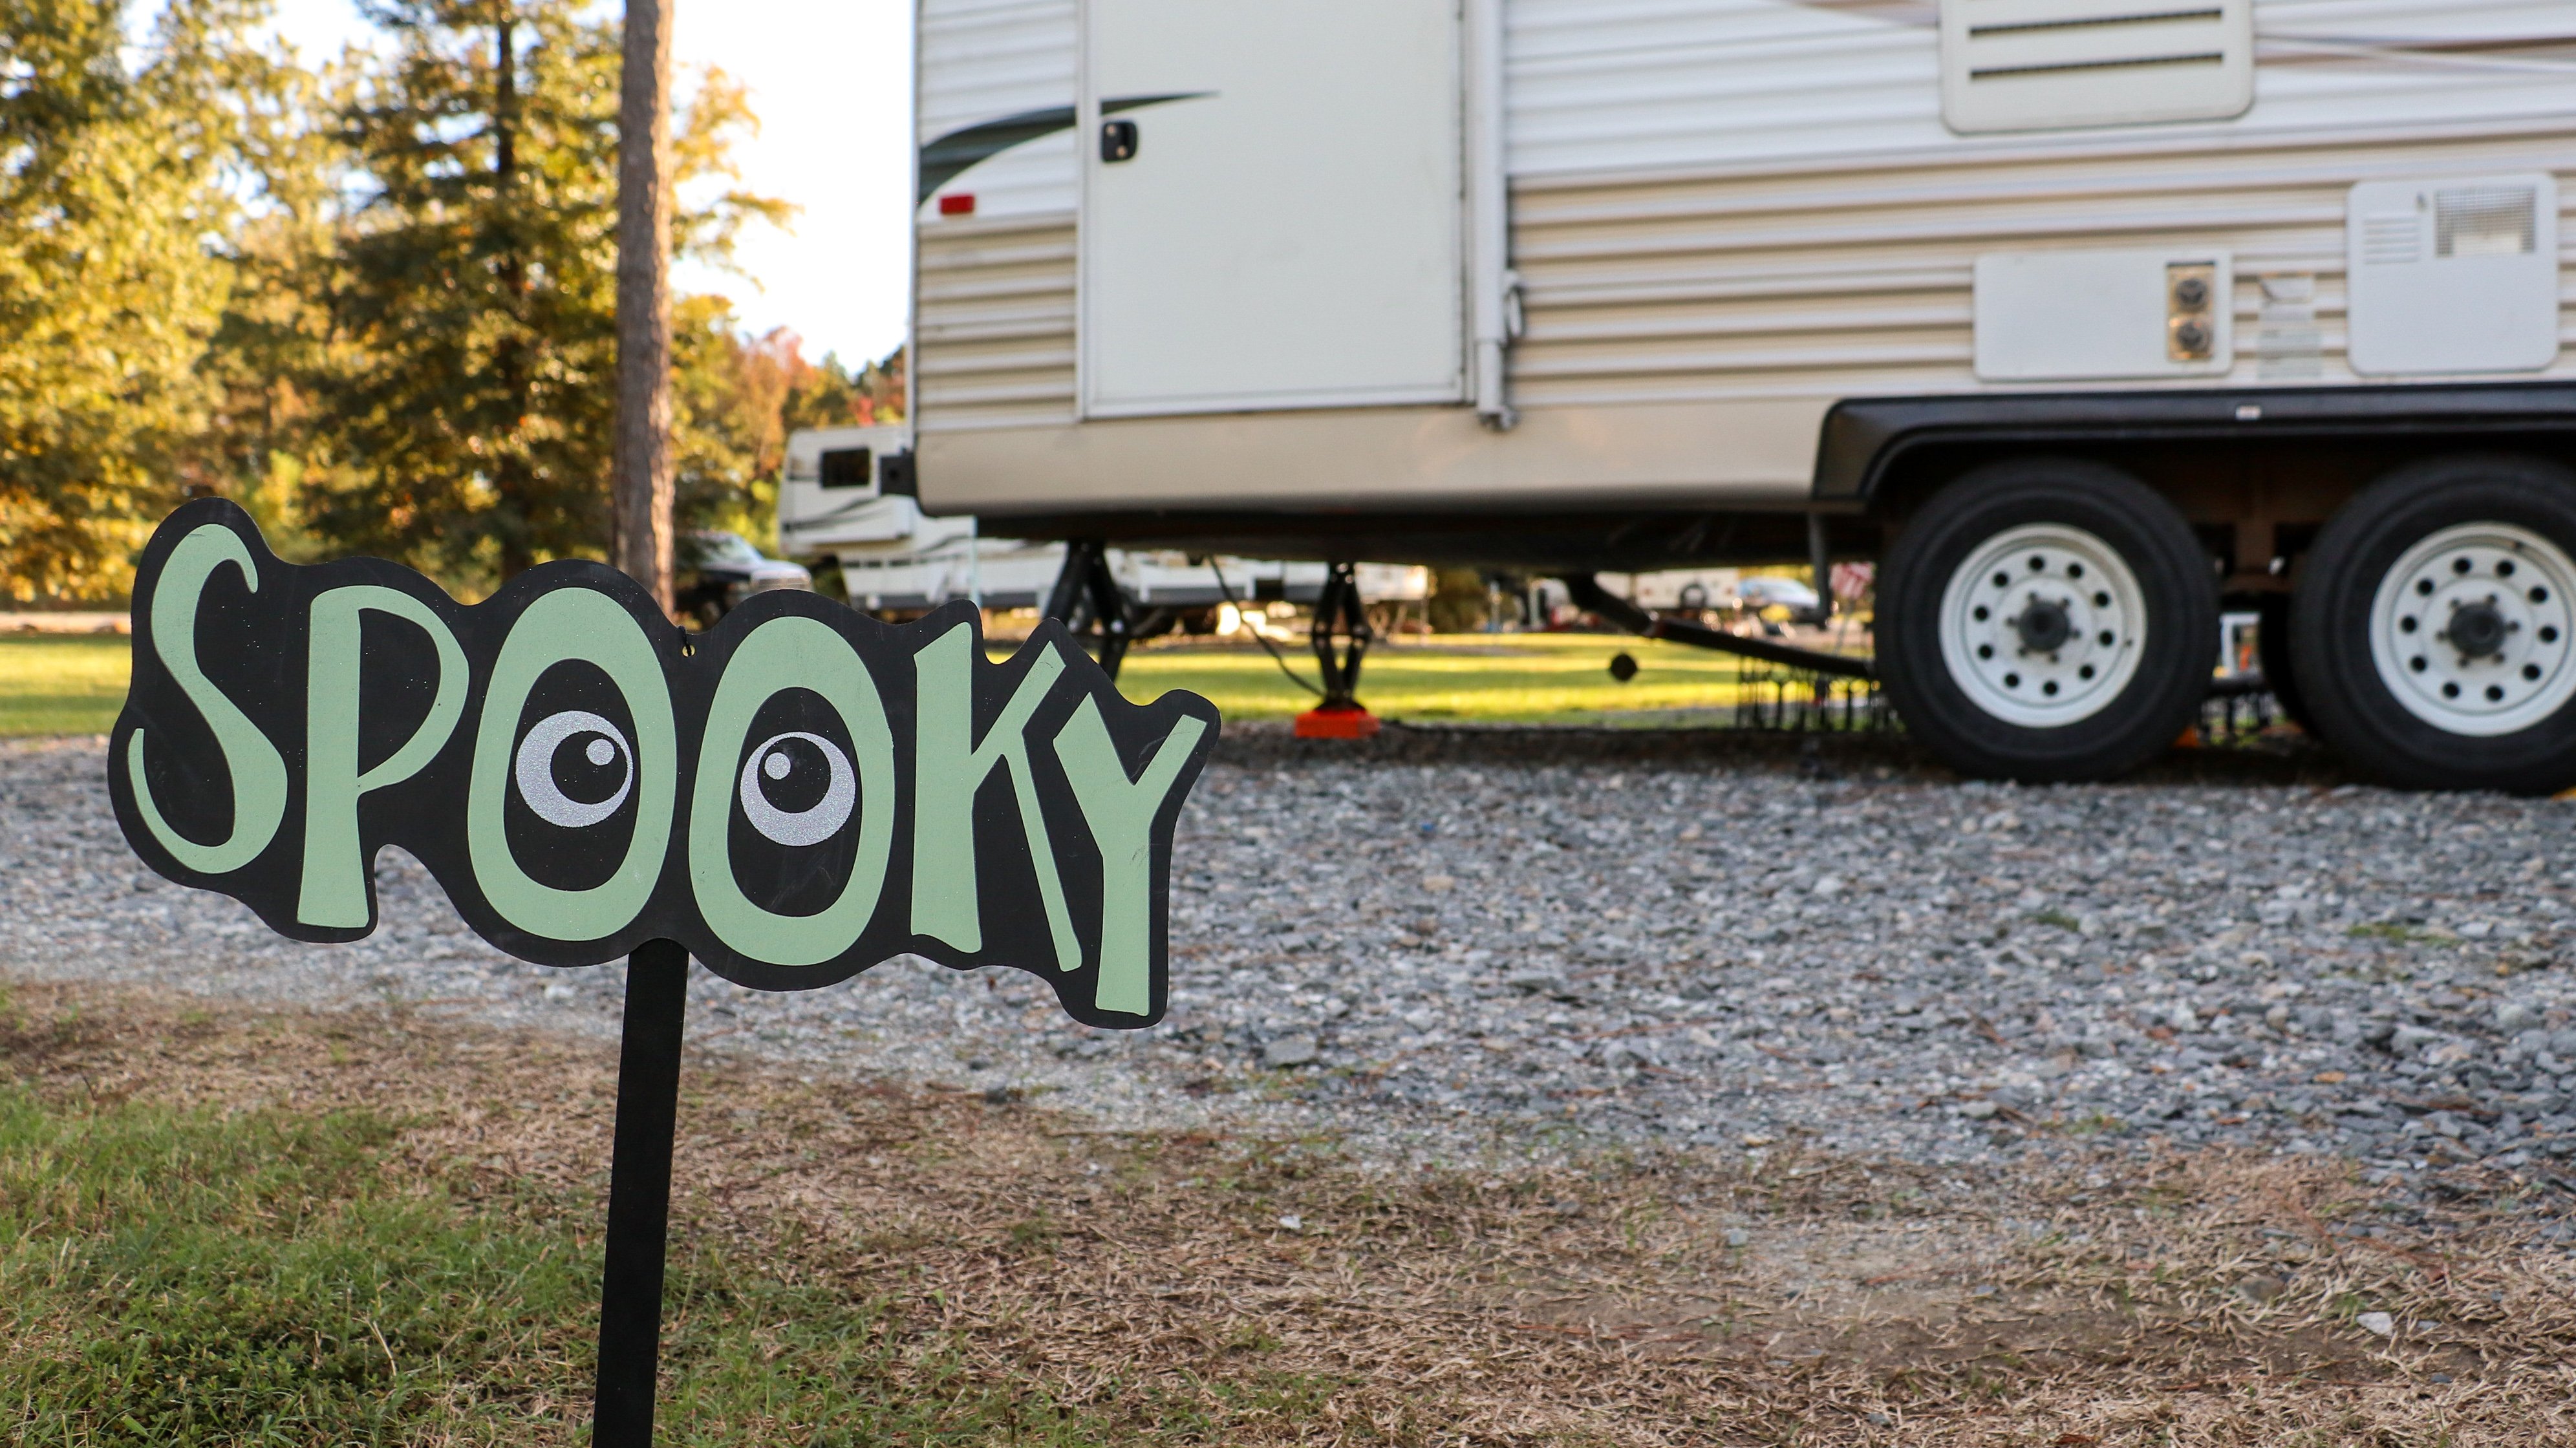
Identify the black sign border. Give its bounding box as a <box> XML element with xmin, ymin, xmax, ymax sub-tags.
<box><xmin>110</xmin><ymin>500</ymin><xmax>1220</xmax><ymax>1028</ymax></box>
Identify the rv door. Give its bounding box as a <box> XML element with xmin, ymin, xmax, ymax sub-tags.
<box><xmin>1078</xmin><ymin>0</ymin><xmax>1465</xmax><ymax>418</ymax></box>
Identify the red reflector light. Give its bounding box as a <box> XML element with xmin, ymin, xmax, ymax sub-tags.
<box><xmin>938</xmin><ymin>193</ymin><xmax>976</xmax><ymax>216</ymax></box>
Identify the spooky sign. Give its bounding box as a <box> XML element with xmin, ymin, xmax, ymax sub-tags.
<box><xmin>111</xmin><ymin>501</ymin><xmax>1220</xmax><ymax>1027</ymax></box>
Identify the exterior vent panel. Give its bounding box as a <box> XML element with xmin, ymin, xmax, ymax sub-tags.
<box><xmin>1940</xmin><ymin>0</ymin><xmax>2254</xmax><ymax>134</ymax></box>
<box><xmin>2359</xmin><ymin>215</ymin><xmax>2425</xmax><ymax>268</ymax></box>
<box><xmin>2348</xmin><ymin>173</ymin><xmax>2560</xmax><ymax>377</ymax></box>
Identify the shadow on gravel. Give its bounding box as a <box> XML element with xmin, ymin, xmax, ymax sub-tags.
<box><xmin>1215</xmin><ymin>718</ymin><xmax>2354</xmax><ymax>791</ymax></box>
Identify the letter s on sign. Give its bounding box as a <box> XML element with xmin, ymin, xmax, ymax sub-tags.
<box><xmin>126</xmin><ymin>524</ymin><xmax>289</xmax><ymax>877</ymax></box>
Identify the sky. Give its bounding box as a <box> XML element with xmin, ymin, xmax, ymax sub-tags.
<box><xmin>262</xmin><ymin>0</ymin><xmax>918</xmax><ymax>368</ymax></box>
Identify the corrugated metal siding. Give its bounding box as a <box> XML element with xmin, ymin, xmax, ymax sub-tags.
<box><xmin>915</xmin><ymin>214</ymin><xmax>1079</xmax><ymax>431</ymax></box>
<box><xmin>1505</xmin><ymin>0</ymin><xmax>2576</xmax><ymax>408</ymax></box>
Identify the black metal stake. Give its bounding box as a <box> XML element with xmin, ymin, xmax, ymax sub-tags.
<box><xmin>592</xmin><ymin>938</ymin><xmax>691</xmax><ymax>1447</ymax></box>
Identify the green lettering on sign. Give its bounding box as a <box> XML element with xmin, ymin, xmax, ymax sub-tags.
<box><xmin>1053</xmin><ymin>699</ymin><xmax>1207</xmax><ymax>1016</ymax></box>
<box><xmin>299</xmin><ymin>586</ymin><xmax>468</xmax><ymax>928</ymax></box>
<box><xmin>689</xmin><ymin>616</ymin><xmax>897</xmax><ymax>967</ymax></box>
<box><xmin>467</xmin><ymin>588</ymin><xmax>680</xmax><ymax>944</ymax></box>
<box><xmin>110</xmin><ymin>501</ymin><xmax>1220</xmax><ymax>1030</ymax></box>
<box><xmin>909</xmin><ymin>623</ymin><xmax>1078</xmax><ymax>970</ymax></box>
<box><xmin>127</xmin><ymin>523</ymin><xmax>290</xmax><ymax>877</ymax></box>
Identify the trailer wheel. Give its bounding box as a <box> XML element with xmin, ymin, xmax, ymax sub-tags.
<box><xmin>2255</xmin><ymin>593</ymin><xmax>2317</xmax><ymax>734</ymax></box>
<box><xmin>1880</xmin><ymin>459</ymin><xmax>2215</xmax><ymax>782</ymax></box>
<box><xmin>2288</xmin><ymin>455</ymin><xmax>2576</xmax><ymax>793</ymax></box>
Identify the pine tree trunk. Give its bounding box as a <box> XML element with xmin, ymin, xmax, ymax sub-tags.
<box><xmin>610</xmin><ymin>0</ymin><xmax>676</xmax><ymax>612</ymax></box>
<box><xmin>493</xmin><ymin>6</ymin><xmax>535</xmax><ymax>580</ymax></box>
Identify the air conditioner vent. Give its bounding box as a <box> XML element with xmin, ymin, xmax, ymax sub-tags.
<box><xmin>1940</xmin><ymin>0</ymin><xmax>2255</xmax><ymax>134</ymax></box>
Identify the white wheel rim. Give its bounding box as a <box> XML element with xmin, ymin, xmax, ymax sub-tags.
<box><xmin>2368</xmin><ymin>522</ymin><xmax>2576</xmax><ymax>737</ymax></box>
<box><xmin>1937</xmin><ymin>523</ymin><xmax>2148</xmax><ymax>728</ymax></box>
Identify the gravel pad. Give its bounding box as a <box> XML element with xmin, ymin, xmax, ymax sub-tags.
<box><xmin>10</xmin><ymin>732</ymin><xmax>2576</xmax><ymax>1189</ymax></box>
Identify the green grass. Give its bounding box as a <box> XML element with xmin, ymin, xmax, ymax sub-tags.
<box><xmin>0</xmin><ymin>1081</ymin><xmax>1167</xmax><ymax>1445</ymax></box>
<box><xmin>0</xmin><ymin>630</ymin><xmax>1838</xmax><ymax>738</ymax></box>
<box><xmin>0</xmin><ymin>1093</ymin><xmax>576</xmax><ymax>1443</ymax></box>
<box><xmin>2345</xmin><ymin>921</ymin><xmax>2451</xmax><ymax>944</ymax></box>
<box><xmin>1109</xmin><ymin>632</ymin><xmax>1840</xmax><ymax>723</ymax></box>
<box><xmin>0</xmin><ymin>635</ymin><xmax>129</xmax><ymax>736</ymax></box>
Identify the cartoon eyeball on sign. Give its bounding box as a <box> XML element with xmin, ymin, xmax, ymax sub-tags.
<box><xmin>110</xmin><ymin>501</ymin><xmax>1220</xmax><ymax>1027</ymax></box>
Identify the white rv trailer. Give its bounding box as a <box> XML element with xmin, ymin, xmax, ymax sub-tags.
<box><xmin>778</xmin><ymin>423</ymin><xmax>1062</xmax><ymax>610</ymax></box>
<box><xmin>912</xmin><ymin>1</ymin><xmax>2576</xmax><ymax>790</ymax></box>
<box><xmin>777</xmin><ymin>425</ymin><xmax>1418</xmax><ymax>617</ymax></box>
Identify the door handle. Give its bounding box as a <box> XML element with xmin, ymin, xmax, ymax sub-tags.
<box><xmin>1100</xmin><ymin>119</ymin><xmax>1139</xmax><ymax>163</ymax></box>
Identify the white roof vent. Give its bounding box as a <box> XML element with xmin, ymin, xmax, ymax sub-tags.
<box><xmin>1940</xmin><ymin>1</ymin><xmax>2255</xmax><ymax>134</ymax></box>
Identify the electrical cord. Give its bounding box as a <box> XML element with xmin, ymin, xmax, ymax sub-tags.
<box><xmin>1208</xmin><ymin>559</ymin><xmax>1325</xmax><ymax>698</ymax></box>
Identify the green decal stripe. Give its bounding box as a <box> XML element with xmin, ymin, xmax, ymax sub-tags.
<box><xmin>916</xmin><ymin>94</ymin><xmax>1211</xmax><ymax>203</ymax></box>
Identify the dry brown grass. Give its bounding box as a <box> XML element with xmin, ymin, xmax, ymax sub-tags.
<box><xmin>3</xmin><ymin>975</ymin><xmax>2570</xmax><ymax>1445</ymax></box>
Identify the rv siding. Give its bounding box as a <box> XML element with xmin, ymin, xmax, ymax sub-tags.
<box><xmin>1510</xmin><ymin>128</ymin><xmax>2576</xmax><ymax>410</ymax></box>
<box><xmin>916</xmin><ymin>215</ymin><xmax>1079</xmax><ymax>431</ymax></box>
<box><xmin>915</xmin><ymin>0</ymin><xmax>1081</xmax><ymax>433</ymax></box>
<box><xmin>1505</xmin><ymin>1</ymin><xmax>2576</xmax><ymax>179</ymax></box>
<box><xmin>914</xmin><ymin>0</ymin><xmax>2576</xmax><ymax>445</ymax></box>
<box><xmin>1503</xmin><ymin>0</ymin><xmax>2576</xmax><ymax>408</ymax></box>
<box><xmin>917</xmin><ymin>0</ymin><xmax>1080</xmax><ymax>218</ymax></box>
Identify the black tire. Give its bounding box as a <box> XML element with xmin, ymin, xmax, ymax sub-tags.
<box><xmin>2288</xmin><ymin>454</ymin><xmax>2576</xmax><ymax>793</ymax></box>
<box><xmin>1880</xmin><ymin>458</ymin><xmax>2217</xmax><ymax>782</ymax></box>
<box><xmin>2255</xmin><ymin>591</ymin><xmax>2319</xmax><ymax>734</ymax></box>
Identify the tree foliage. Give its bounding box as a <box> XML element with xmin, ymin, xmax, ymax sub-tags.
<box><xmin>673</xmin><ymin>326</ymin><xmax>904</xmax><ymax>546</ymax></box>
<box><xmin>3</xmin><ymin>0</ymin><xmax>832</xmax><ymax>602</ymax></box>
<box><xmin>0</xmin><ymin>0</ymin><xmax>282</xmax><ymax>602</ymax></box>
<box><xmin>294</xmin><ymin>1</ymin><xmax>785</xmax><ymax>590</ymax></box>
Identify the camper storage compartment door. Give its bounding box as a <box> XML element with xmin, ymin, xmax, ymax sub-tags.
<box><xmin>1078</xmin><ymin>0</ymin><xmax>1465</xmax><ymax>418</ymax></box>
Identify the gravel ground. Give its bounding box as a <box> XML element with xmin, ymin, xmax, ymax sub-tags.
<box><xmin>10</xmin><ymin>729</ymin><xmax>2576</xmax><ymax>1197</ymax></box>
